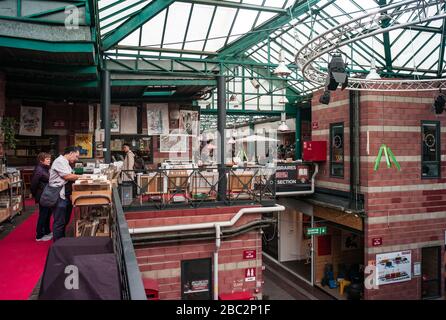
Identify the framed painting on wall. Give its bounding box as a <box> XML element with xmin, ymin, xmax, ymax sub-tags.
<box><xmin>74</xmin><ymin>133</ymin><xmax>93</xmax><ymax>158</ymax></box>
<box><xmin>179</xmin><ymin>110</ymin><xmax>199</xmax><ymax>136</ymax></box>
<box><xmin>120</xmin><ymin>106</ymin><xmax>138</xmax><ymax>134</ymax></box>
<box><xmin>146</xmin><ymin>103</ymin><xmax>169</xmax><ymax>135</ymax></box>
<box><xmin>19</xmin><ymin>106</ymin><xmax>42</xmax><ymax>136</ymax></box>
<box><xmin>160</xmin><ymin>134</ymin><xmax>188</xmax><ymax>153</ymax></box>
<box><xmin>110</xmin><ymin>105</ymin><xmax>120</xmax><ymax>132</ymax></box>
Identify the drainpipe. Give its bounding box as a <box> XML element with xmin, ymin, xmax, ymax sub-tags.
<box><xmin>214</xmin><ymin>224</ymin><xmax>221</xmax><ymax>300</ymax></box>
<box><xmin>128</xmin><ymin>205</ymin><xmax>285</xmax><ymax>299</ymax></box>
<box><xmin>275</xmin><ymin>163</ymin><xmax>319</xmax><ymax>196</ymax></box>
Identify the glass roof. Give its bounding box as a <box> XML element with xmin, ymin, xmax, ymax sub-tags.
<box><xmin>98</xmin><ymin>0</ymin><xmax>446</xmax><ymax>98</ymax></box>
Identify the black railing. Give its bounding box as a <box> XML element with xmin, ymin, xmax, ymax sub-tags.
<box><xmin>119</xmin><ymin>165</ymin><xmax>276</xmax><ymax>210</ymax></box>
<box><xmin>111</xmin><ymin>187</ymin><xmax>147</xmax><ymax>300</ymax></box>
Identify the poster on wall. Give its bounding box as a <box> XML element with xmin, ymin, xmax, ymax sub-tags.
<box><xmin>376</xmin><ymin>251</ymin><xmax>412</xmax><ymax>286</ymax></box>
<box><xmin>110</xmin><ymin>105</ymin><xmax>120</xmax><ymax>132</ymax></box>
<box><xmin>88</xmin><ymin>105</ymin><xmax>95</xmax><ymax>133</ymax></box>
<box><xmin>146</xmin><ymin>103</ymin><xmax>169</xmax><ymax>135</ymax></box>
<box><xmin>74</xmin><ymin>133</ymin><xmax>93</xmax><ymax>158</ymax></box>
<box><xmin>341</xmin><ymin>231</ymin><xmax>361</xmax><ymax>251</ymax></box>
<box><xmin>120</xmin><ymin>106</ymin><xmax>138</xmax><ymax>134</ymax></box>
<box><xmin>160</xmin><ymin>134</ymin><xmax>187</xmax><ymax>153</ymax></box>
<box><xmin>19</xmin><ymin>106</ymin><xmax>42</xmax><ymax>136</ymax></box>
<box><xmin>179</xmin><ymin>110</ymin><xmax>199</xmax><ymax>136</ymax></box>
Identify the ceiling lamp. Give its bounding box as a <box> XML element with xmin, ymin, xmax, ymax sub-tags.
<box><xmin>326</xmin><ymin>53</ymin><xmax>348</xmax><ymax>91</ymax></box>
<box><xmin>273</xmin><ymin>50</ymin><xmax>292</xmax><ymax>77</ymax></box>
<box><xmin>279</xmin><ymin>88</ymin><xmax>288</xmax><ymax>104</ymax></box>
<box><xmin>433</xmin><ymin>92</ymin><xmax>446</xmax><ymax>114</ymax></box>
<box><xmin>319</xmin><ymin>90</ymin><xmax>331</xmax><ymax>105</ymax></box>
<box><xmin>366</xmin><ymin>58</ymin><xmax>381</xmax><ymax>80</ymax></box>
<box><xmin>250</xmin><ymin>78</ymin><xmax>260</xmax><ymax>89</ymax></box>
<box><xmin>278</xmin><ymin>113</ymin><xmax>289</xmax><ymax>132</ymax></box>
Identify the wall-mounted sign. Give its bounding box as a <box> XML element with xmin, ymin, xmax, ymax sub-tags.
<box><xmin>275</xmin><ymin>163</ymin><xmax>311</xmax><ymax>193</ymax></box>
<box><xmin>376</xmin><ymin>251</ymin><xmax>412</xmax><ymax>286</ymax></box>
<box><xmin>243</xmin><ymin>250</ymin><xmax>256</xmax><ymax>260</ymax></box>
<box><xmin>312</xmin><ymin>121</ymin><xmax>319</xmax><ymax>129</ymax></box>
<box><xmin>245</xmin><ymin>268</ymin><xmax>256</xmax><ymax>282</ymax></box>
<box><xmin>413</xmin><ymin>262</ymin><xmax>421</xmax><ymax>277</ymax></box>
<box><xmin>372</xmin><ymin>237</ymin><xmax>383</xmax><ymax>247</ymax></box>
<box><xmin>307</xmin><ymin>226</ymin><xmax>327</xmax><ymax>236</ymax></box>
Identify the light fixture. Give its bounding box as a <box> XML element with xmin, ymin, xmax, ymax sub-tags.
<box><xmin>366</xmin><ymin>58</ymin><xmax>381</xmax><ymax>80</ymax></box>
<box><xmin>273</xmin><ymin>50</ymin><xmax>292</xmax><ymax>77</ymax></box>
<box><xmin>228</xmin><ymin>137</ymin><xmax>236</xmax><ymax>144</ymax></box>
<box><xmin>278</xmin><ymin>113</ymin><xmax>289</xmax><ymax>132</ymax></box>
<box><xmin>278</xmin><ymin>88</ymin><xmax>289</xmax><ymax>104</ymax></box>
<box><xmin>326</xmin><ymin>53</ymin><xmax>348</xmax><ymax>91</ymax></box>
<box><xmin>433</xmin><ymin>91</ymin><xmax>446</xmax><ymax>114</ymax></box>
<box><xmin>319</xmin><ymin>90</ymin><xmax>331</xmax><ymax>105</ymax></box>
<box><xmin>250</xmin><ymin>77</ymin><xmax>260</xmax><ymax>89</ymax></box>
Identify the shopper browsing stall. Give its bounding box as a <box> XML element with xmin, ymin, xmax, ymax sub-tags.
<box><xmin>48</xmin><ymin>146</ymin><xmax>80</xmax><ymax>241</ymax></box>
<box><xmin>31</xmin><ymin>152</ymin><xmax>52</xmax><ymax>241</ymax></box>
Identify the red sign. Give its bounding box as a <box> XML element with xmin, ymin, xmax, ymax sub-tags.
<box><xmin>372</xmin><ymin>237</ymin><xmax>383</xmax><ymax>247</ymax></box>
<box><xmin>244</xmin><ymin>268</ymin><xmax>256</xmax><ymax>282</ymax></box>
<box><xmin>312</xmin><ymin>121</ymin><xmax>319</xmax><ymax>129</ymax></box>
<box><xmin>53</xmin><ymin>120</ymin><xmax>65</xmax><ymax>128</ymax></box>
<box><xmin>243</xmin><ymin>250</ymin><xmax>256</xmax><ymax>260</ymax></box>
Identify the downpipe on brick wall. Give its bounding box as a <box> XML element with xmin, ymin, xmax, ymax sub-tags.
<box><xmin>128</xmin><ymin>205</ymin><xmax>286</xmax><ymax>300</ymax></box>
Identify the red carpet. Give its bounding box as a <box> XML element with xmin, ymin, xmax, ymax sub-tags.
<box><xmin>0</xmin><ymin>206</ymin><xmax>52</xmax><ymax>300</ymax></box>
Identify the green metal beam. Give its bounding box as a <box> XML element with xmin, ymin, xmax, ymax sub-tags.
<box><xmin>200</xmin><ymin>109</ymin><xmax>282</xmax><ymax>116</ymax></box>
<box><xmin>216</xmin><ymin>0</ymin><xmax>320</xmax><ymax>58</ymax></box>
<box><xmin>379</xmin><ymin>0</ymin><xmax>392</xmax><ymax>72</ymax></box>
<box><xmin>177</xmin><ymin>0</ymin><xmax>287</xmax><ymax>14</ymax></box>
<box><xmin>24</xmin><ymin>2</ymin><xmax>85</xmax><ymax>19</ymax></box>
<box><xmin>0</xmin><ymin>36</ymin><xmax>95</xmax><ymax>53</ymax></box>
<box><xmin>112</xmin><ymin>79</ymin><xmax>217</xmax><ymax>86</ymax></box>
<box><xmin>101</xmin><ymin>0</ymin><xmax>175</xmax><ymax>51</ymax></box>
<box><xmin>438</xmin><ymin>18</ymin><xmax>446</xmax><ymax>77</ymax></box>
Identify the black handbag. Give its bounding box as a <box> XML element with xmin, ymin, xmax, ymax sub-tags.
<box><xmin>39</xmin><ymin>184</ymin><xmax>63</xmax><ymax>208</ymax></box>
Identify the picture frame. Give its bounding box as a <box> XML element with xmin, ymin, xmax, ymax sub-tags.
<box><xmin>110</xmin><ymin>105</ymin><xmax>120</xmax><ymax>133</ymax></box>
<box><xmin>160</xmin><ymin>134</ymin><xmax>188</xmax><ymax>153</ymax></box>
<box><xmin>74</xmin><ymin>133</ymin><xmax>93</xmax><ymax>158</ymax></box>
<box><xmin>179</xmin><ymin>110</ymin><xmax>199</xmax><ymax>136</ymax></box>
<box><xmin>19</xmin><ymin>106</ymin><xmax>42</xmax><ymax>137</ymax></box>
<box><xmin>146</xmin><ymin>103</ymin><xmax>169</xmax><ymax>135</ymax></box>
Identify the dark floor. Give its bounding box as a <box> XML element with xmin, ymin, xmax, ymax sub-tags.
<box><xmin>0</xmin><ymin>201</ymin><xmax>37</xmax><ymax>241</ymax></box>
<box><xmin>263</xmin><ymin>254</ymin><xmax>334</xmax><ymax>301</ymax></box>
<box><xmin>282</xmin><ymin>259</ymin><xmax>312</xmax><ymax>282</ymax></box>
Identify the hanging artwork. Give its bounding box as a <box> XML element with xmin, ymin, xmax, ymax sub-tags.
<box><xmin>74</xmin><ymin>133</ymin><xmax>93</xmax><ymax>158</ymax></box>
<box><xmin>120</xmin><ymin>106</ymin><xmax>138</xmax><ymax>134</ymax></box>
<box><xmin>88</xmin><ymin>105</ymin><xmax>95</xmax><ymax>133</ymax></box>
<box><xmin>146</xmin><ymin>103</ymin><xmax>169</xmax><ymax>135</ymax></box>
<box><xmin>19</xmin><ymin>106</ymin><xmax>42</xmax><ymax>136</ymax></box>
<box><xmin>110</xmin><ymin>105</ymin><xmax>120</xmax><ymax>132</ymax></box>
<box><xmin>160</xmin><ymin>134</ymin><xmax>188</xmax><ymax>153</ymax></box>
<box><xmin>179</xmin><ymin>110</ymin><xmax>199</xmax><ymax>136</ymax></box>
<box><xmin>341</xmin><ymin>231</ymin><xmax>361</xmax><ymax>251</ymax></box>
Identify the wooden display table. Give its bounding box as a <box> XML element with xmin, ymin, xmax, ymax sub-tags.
<box><xmin>72</xmin><ymin>177</ymin><xmax>112</xmax><ymax>207</ymax></box>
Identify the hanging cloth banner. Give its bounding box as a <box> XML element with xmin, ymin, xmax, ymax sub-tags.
<box><xmin>374</xmin><ymin>144</ymin><xmax>401</xmax><ymax>171</ymax></box>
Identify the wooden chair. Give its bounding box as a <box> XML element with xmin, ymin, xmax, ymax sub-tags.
<box><xmin>190</xmin><ymin>171</ymin><xmax>218</xmax><ymax>201</ymax></box>
<box><xmin>137</xmin><ymin>173</ymin><xmax>164</xmax><ymax>205</ymax></box>
<box><xmin>228</xmin><ymin>170</ymin><xmax>255</xmax><ymax>200</ymax></box>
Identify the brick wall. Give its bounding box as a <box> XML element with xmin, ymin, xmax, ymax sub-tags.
<box><xmin>128</xmin><ymin>206</ymin><xmax>263</xmax><ymax>300</ymax></box>
<box><xmin>312</xmin><ymin>89</ymin><xmax>446</xmax><ymax>300</ymax></box>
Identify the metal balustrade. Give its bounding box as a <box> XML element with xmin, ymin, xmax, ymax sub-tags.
<box><xmin>119</xmin><ymin>166</ymin><xmax>277</xmax><ymax>210</ymax></box>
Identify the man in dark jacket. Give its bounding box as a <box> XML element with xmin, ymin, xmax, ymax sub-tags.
<box><xmin>31</xmin><ymin>152</ymin><xmax>53</xmax><ymax>241</ymax></box>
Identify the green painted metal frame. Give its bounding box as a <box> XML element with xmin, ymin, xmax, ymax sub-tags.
<box><xmin>102</xmin><ymin>0</ymin><xmax>176</xmax><ymax>51</ymax></box>
<box><xmin>177</xmin><ymin>0</ymin><xmax>287</xmax><ymax>14</ymax></box>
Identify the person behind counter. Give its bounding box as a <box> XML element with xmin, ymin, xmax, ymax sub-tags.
<box><xmin>121</xmin><ymin>143</ymin><xmax>135</xmax><ymax>182</ymax></box>
<box><xmin>31</xmin><ymin>152</ymin><xmax>53</xmax><ymax>241</ymax></box>
<box><xmin>49</xmin><ymin>146</ymin><xmax>80</xmax><ymax>241</ymax></box>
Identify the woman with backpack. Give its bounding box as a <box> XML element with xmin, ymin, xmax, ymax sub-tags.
<box><xmin>30</xmin><ymin>152</ymin><xmax>53</xmax><ymax>241</ymax></box>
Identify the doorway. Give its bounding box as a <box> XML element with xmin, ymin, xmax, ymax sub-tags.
<box><xmin>421</xmin><ymin>246</ymin><xmax>441</xmax><ymax>299</ymax></box>
<box><xmin>181</xmin><ymin>258</ymin><xmax>212</xmax><ymax>300</ymax></box>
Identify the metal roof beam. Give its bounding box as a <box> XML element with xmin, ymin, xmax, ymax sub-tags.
<box><xmin>402</xmin><ymin>25</ymin><xmax>442</xmax><ymax>33</ymax></box>
<box><xmin>216</xmin><ymin>0</ymin><xmax>320</xmax><ymax>58</ymax></box>
<box><xmin>113</xmin><ymin>45</ymin><xmax>217</xmax><ymax>56</ymax></box>
<box><xmin>379</xmin><ymin>0</ymin><xmax>392</xmax><ymax>72</ymax></box>
<box><xmin>101</xmin><ymin>0</ymin><xmax>175</xmax><ymax>51</ymax></box>
<box><xmin>438</xmin><ymin>17</ymin><xmax>446</xmax><ymax>77</ymax></box>
<box><xmin>177</xmin><ymin>0</ymin><xmax>286</xmax><ymax>13</ymax></box>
